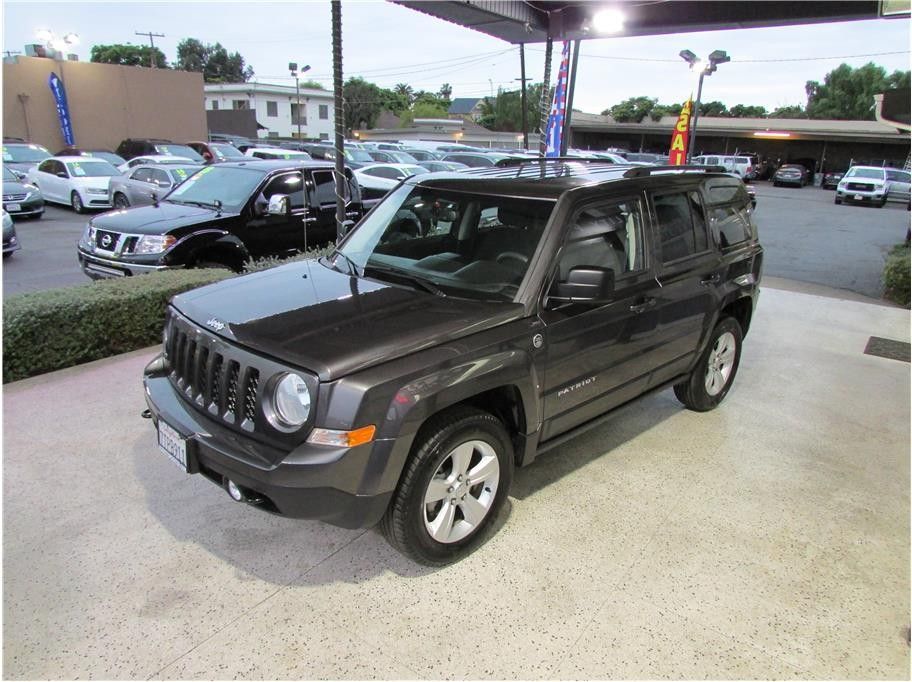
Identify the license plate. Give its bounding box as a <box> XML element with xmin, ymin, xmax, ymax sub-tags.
<box><xmin>854</xmin><ymin>194</ymin><xmax>863</xmax><ymax>201</ymax></box>
<box><xmin>158</xmin><ymin>419</ymin><xmax>188</xmax><ymax>472</ymax></box>
<box><xmin>6</xmin><ymin>203</ymin><xmax>20</xmax><ymax>212</ymax></box>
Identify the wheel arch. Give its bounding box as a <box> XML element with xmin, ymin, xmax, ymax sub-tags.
<box><xmin>721</xmin><ymin>295</ymin><xmax>753</xmax><ymax>338</ymax></box>
<box><xmin>167</xmin><ymin>231</ymin><xmax>249</xmax><ymax>271</ymax></box>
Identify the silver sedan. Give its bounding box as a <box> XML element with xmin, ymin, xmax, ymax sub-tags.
<box><xmin>108</xmin><ymin>164</ymin><xmax>203</xmax><ymax>209</ymax></box>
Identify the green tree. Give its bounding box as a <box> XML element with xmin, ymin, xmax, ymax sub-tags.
<box><xmin>770</xmin><ymin>104</ymin><xmax>808</xmax><ymax>119</ymax></box>
<box><xmin>174</xmin><ymin>38</ymin><xmax>253</xmax><ymax>82</ymax></box>
<box><xmin>90</xmin><ymin>43</ymin><xmax>167</xmax><ymax>68</ymax></box>
<box><xmin>729</xmin><ymin>104</ymin><xmax>768</xmax><ymax>118</ymax></box>
<box><xmin>603</xmin><ymin>96</ymin><xmax>656</xmax><ymax>123</ymax></box>
<box><xmin>343</xmin><ymin>77</ymin><xmax>384</xmax><ymax>133</ymax></box>
<box><xmin>699</xmin><ymin>100</ymin><xmax>729</xmax><ymax>117</ymax></box>
<box><xmin>805</xmin><ymin>62</ymin><xmax>911</xmax><ymax>120</ymax></box>
<box><xmin>394</xmin><ymin>83</ymin><xmax>414</xmax><ymax>104</ymax></box>
<box><xmin>438</xmin><ymin>83</ymin><xmax>453</xmax><ymax>101</ymax></box>
<box><xmin>649</xmin><ymin>102</ymin><xmax>683</xmax><ymax>121</ymax></box>
<box><xmin>477</xmin><ymin>83</ymin><xmax>545</xmax><ymax>132</ymax></box>
<box><xmin>299</xmin><ymin>80</ymin><xmax>325</xmax><ymax>90</ymax></box>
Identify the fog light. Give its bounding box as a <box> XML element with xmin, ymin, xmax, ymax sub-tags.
<box><xmin>227</xmin><ymin>479</ymin><xmax>245</xmax><ymax>502</ymax></box>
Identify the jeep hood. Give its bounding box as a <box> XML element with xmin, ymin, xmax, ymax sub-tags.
<box><xmin>171</xmin><ymin>259</ymin><xmax>525</xmax><ymax>381</ymax></box>
<box><xmin>91</xmin><ymin>201</ymin><xmax>237</xmax><ymax>235</ymax></box>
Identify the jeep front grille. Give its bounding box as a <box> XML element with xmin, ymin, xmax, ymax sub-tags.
<box><xmin>166</xmin><ymin>324</ymin><xmax>260</xmax><ymax>432</ymax></box>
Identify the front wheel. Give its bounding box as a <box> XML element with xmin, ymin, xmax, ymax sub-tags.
<box><xmin>70</xmin><ymin>191</ymin><xmax>85</xmax><ymax>214</ymax></box>
<box><xmin>113</xmin><ymin>193</ymin><xmax>130</xmax><ymax>210</ymax></box>
<box><xmin>674</xmin><ymin>317</ymin><xmax>743</xmax><ymax>412</ymax></box>
<box><xmin>380</xmin><ymin>407</ymin><xmax>513</xmax><ymax>566</ymax></box>
<box><xmin>834</xmin><ymin>196</ymin><xmax>842</xmax><ymax>205</ymax></box>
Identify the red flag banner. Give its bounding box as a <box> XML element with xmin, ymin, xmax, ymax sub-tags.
<box><xmin>668</xmin><ymin>98</ymin><xmax>693</xmax><ymax>165</ymax></box>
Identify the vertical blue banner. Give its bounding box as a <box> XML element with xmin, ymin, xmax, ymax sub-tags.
<box><xmin>48</xmin><ymin>72</ymin><xmax>75</xmax><ymax>146</ymax></box>
<box><xmin>544</xmin><ymin>41</ymin><xmax>571</xmax><ymax>158</ymax></box>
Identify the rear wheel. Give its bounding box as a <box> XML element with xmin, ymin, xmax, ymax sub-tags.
<box><xmin>380</xmin><ymin>407</ymin><xmax>513</xmax><ymax>566</ymax></box>
<box><xmin>113</xmin><ymin>193</ymin><xmax>130</xmax><ymax>210</ymax></box>
<box><xmin>674</xmin><ymin>317</ymin><xmax>743</xmax><ymax>412</ymax></box>
<box><xmin>70</xmin><ymin>191</ymin><xmax>85</xmax><ymax>214</ymax></box>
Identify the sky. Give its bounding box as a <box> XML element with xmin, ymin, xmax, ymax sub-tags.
<box><xmin>3</xmin><ymin>0</ymin><xmax>910</xmax><ymax>115</ymax></box>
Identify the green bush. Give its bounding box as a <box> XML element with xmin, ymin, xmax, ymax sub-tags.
<box><xmin>243</xmin><ymin>245</ymin><xmax>333</xmax><ymax>273</ymax></box>
<box><xmin>3</xmin><ymin>270</ymin><xmax>233</xmax><ymax>383</ymax></box>
<box><xmin>883</xmin><ymin>242</ymin><xmax>911</xmax><ymax>307</ymax></box>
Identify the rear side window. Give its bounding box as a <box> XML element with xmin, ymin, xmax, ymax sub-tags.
<box><xmin>652</xmin><ymin>192</ymin><xmax>709</xmax><ymax>263</ymax></box>
<box><xmin>702</xmin><ymin>177</ymin><xmax>753</xmax><ymax>247</ymax></box>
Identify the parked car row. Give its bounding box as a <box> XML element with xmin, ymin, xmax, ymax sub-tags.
<box><xmin>834</xmin><ymin>166</ymin><xmax>911</xmax><ymax>207</ymax></box>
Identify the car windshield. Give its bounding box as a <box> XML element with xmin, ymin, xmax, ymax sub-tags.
<box><xmin>65</xmin><ymin>160</ymin><xmax>121</xmax><ymax>177</ymax></box>
<box><xmin>85</xmin><ymin>151</ymin><xmax>125</xmax><ymax>166</ymax></box>
<box><xmin>3</xmin><ymin>166</ymin><xmax>20</xmax><ymax>181</ymax></box>
<box><xmin>3</xmin><ymin>144</ymin><xmax>51</xmax><ymax>163</ymax></box>
<box><xmin>847</xmin><ymin>168</ymin><xmax>885</xmax><ymax>180</ymax></box>
<box><xmin>336</xmin><ymin>183</ymin><xmax>556</xmax><ymax>302</ymax></box>
<box><xmin>389</xmin><ymin>152</ymin><xmax>418</xmax><ymax>163</ymax></box>
<box><xmin>165</xmin><ymin>165</ymin><xmax>266</xmax><ymax>212</ymax></box>
<box><xmin>210</xmin><ymin>144</ymin><xmax>246</xmax><ymax>160</ymax></box>
<box><xmin>167</xmin><ymin>166</ymin><xmax>202</xmax><ymax>184</ymax></box>
<box><xmin>345</xmin><ymin>149</ymin><xmax>374</xmax><ymax>163</ymax></box>
<box><xmin>153</xmin><ymin>144</ymin><xmax>205</xmax><ymax>162</ymax></box>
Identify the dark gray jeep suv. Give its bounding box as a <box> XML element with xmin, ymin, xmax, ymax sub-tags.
<box><xmin>143</xmin><ymin>160</ymin><xmax>762</xmax><ymax>565</ymax></box>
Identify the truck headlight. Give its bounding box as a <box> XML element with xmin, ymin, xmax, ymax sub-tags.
<box><xmin>267</xmin><ymin>373</ymin><xmax>311</xmax><ymax>430</ymax></box>
<box><xmin>135</xmin><ymin>234</ymin><xmax>177</xmax><ymax>254</ymax></box>
<box><xmin>82</xmin><ymin>223</ymin><xmax>97</xmax><ymax>250</ymax></box>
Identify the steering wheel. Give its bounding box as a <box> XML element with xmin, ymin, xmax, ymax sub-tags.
<box><xmin>496</xmin><ymin>251</ymin><xmax>529</xmax><ymax>268</ymax></box>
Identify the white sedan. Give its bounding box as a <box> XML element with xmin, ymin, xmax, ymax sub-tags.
<box><xmin>353</xmin><ymin>163</ymin><xmax>429</xmax><ymax>208</ymax></box>
<box><xmin>117</xmin><ymin>155</ymin><xmax>196</xmax><ymax>173</ymax></box>
<box><xmin>244</xmin><ymin>147</ymin><xmax>313</xmax><ymax>160</ymax></box>
<box><xmin>26</xmin><ymin>156</ymin><xmax>121</xmax><ymax>213</ymax></box>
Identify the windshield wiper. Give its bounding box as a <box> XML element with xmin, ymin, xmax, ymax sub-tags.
<box><xmin>364</xmin><ymin>264</ymin><xmax>446</xmax><ymax>297</ymax></box>
<box><xmin>179</xmin><ymin>199</ymin><xmax>222</xmax><ymax>212</ymax></box>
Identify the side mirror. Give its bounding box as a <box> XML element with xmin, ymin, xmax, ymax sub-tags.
<box><xmin>550</xmin><ymin>267</ymin><xmax>615</xmax><ymax>303</ymax></box>
<box><xmin>267</xmin><ymin>194</ymin><xmax>290</xmax><ymax>216</ymax></box>
<box><xmin>340</xmin><ymin>219</ymin><xmax>356</xmax><ymax>237</ymax></box>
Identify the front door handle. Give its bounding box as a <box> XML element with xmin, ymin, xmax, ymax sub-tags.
<box><xmin>700</xmin><ymin>273</ymin><xmax>721</xmax><ymax>286</ymax></box>
<box><xmin>629</xmin><ymin>297</ymin><xmax>656</xmax><ymax>314</ymax></box>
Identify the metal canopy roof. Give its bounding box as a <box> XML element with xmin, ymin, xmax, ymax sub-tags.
<box><xmin>394</xmin><ymin>1</ymin><xmax>891</xmax><ymax>43</ymax></box>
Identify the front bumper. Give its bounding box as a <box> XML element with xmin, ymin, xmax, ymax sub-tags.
<box><xmin>142</xmin><ymin>356</ymin><xmax>394</xmax><ymax>529</ymax></box>
<box><xmin>3</xmin><ymin>236</ymin><xmax>21</xmax><ymax>254</ymax></box>
<box><xmin>77</xmin><ymin>246</ymin><xmax>183</xmax><ymax>279</ymax></box>
<box><xmin>774</xmin><ymin>176</ymin><xmax>804</xmax><ymax>186</ymax></box>
<box><xmin>3</xmin><ymin>197</ymin><xmax>44</xmax><ymax>217</ymax></box>
<box><xmin>836</xmin><ymin>188</ymin><xmax>886</xmax><ymax>204</ymax></box>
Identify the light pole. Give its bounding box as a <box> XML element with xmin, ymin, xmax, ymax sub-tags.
<box><xmin>679</xmin><ymin>49</ymin><xmax>730</xmax><ymax>163</ymax></box>
<box><xmin>289</xmin><ymin>62</ymin><xmax>311</xmax><ymax>140</ymax></box>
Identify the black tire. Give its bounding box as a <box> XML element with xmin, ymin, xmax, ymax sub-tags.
<box><xmin>674</xmin><ymin>317</ymin><xmax>743</xmax><ymax>412</ymax></box>
<box><xmin>113</xmin><ymin>193</ymin><xmax>130</xmax><ymax>210</ymax></box>
<box><xmin>834</xmin><ymin>196</ymin><xmax>842</xmax><ymax>205</ymax></box>
<box><xmin>70</xmin><ymin>191</ymin><xmax>85</xmax><ymax>214</ymax></box>
<box><xmin>880</xmin><ymin>198</ymin><xmax>887</xmax><ymax>208</ymax></box>
<box><xmin>772</xmin><ymin>182</ymin><xmax>779</xmax><ymax>188</ymax></box>
<box><xmin>3</xmin><ymin>252</ymin><xmax>11</xmax><ymax>259</ymax></box>
<box><xmin>380</xmin><ymin>406</ymin><xmax>513</xmax><ymax>566</ymax></box>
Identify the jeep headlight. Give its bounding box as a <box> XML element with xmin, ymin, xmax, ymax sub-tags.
<box><xmin>267</xmin><ymin>373</ymin><xmax>311</xmax><ymax>430</ymax></box>
<box><xmin>135</xmin><ymin>234</ymin><xmax>177</xmax><ymax>254</ymax></box>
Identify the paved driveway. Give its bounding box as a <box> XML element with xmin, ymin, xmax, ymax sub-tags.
<box><xmin>3</xmin><ymin>285</ymin><xmax>909</xmax><ymax>679</ymax></box>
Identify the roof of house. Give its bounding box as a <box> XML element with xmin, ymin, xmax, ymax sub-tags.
<box><xmin>448</xmin><ymin>98</ymin><xmax>482</xmax><ymax>115</ymax></box>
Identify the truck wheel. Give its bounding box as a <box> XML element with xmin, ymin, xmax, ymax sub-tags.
<box><xmin>380</xmin><ymin>407</ymin><xmax>513</xmax><ymax>566</ymax></box>
<box><xmin>674</xmin><ymin>317</ymin><xmax>743</xmax><ymax>412</ymax></box>
<box><xmin>834</xmin><ymin>196</ymin><xmax>842</xmax><ymax>205</ymax></box>
<box><xmin>71</xmin><ymin>191</ymin><xmax>85</xmax><ymax>214</ymax></box>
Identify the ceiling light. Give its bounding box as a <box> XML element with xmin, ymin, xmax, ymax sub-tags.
<box><xmin>592</xmin><ymin>8</ymin><xmax>625</xmax><ymax>34</ymax></box>
<box><xmin>753</xmin><ymin>131</ymin><xmax>791</xmax><ymax>138</ymax></box>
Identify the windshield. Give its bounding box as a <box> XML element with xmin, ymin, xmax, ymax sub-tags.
<box><xmin>846</xmin><ymin>168</ymin><xmax>885</xmax><ymax>180</ymax></box>
<box><xmin>210</xmin><ymin>144</ymin><xmax>246</xmax><ymax>160</ymax></box>
<box><xmin>153</xmin><ymin>144</ymin><xmax>205</xmax><ymax>162</ymax></box>
<box><xmin>165</xmin><ymin>165</ymin><xmax>266</xmax><ymax>212</ymax></box>
<box><xmin>345</xmin><ymin>149</ymin><xmax>374</xmax><ymax>163</ymax></box>
<box><xmin>337</xmin><ymin>183</ymin><xmax>556</xmax><ymax>301</ymax></box>
<box><xmin>167</xmin><ymin>166</ymin><xmax>202</xmax><ymax>184</ymax></box>
<box><xmin>85</xmin><ymin>151</ymin><xmax>126</xmax><ymax>166</ymax></box>
<box><xmin>65</xmin><ymin>160</ymin><xmax>121</xmax><ymax>177</ymax></box>
<box><xmin>3</xmin><ymin>144</ymin><xmax>51</xmax><ymax>163</ymax></box>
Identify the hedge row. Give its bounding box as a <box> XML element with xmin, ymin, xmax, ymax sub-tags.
<box><xmin>883</xmin><ymin>242</ymin><xmax>911</xmax><ymax>307</ymax></box>
<box><xmin>3</xmin><ymin>269</ymin><xmax>233</xmax><ymax>383</ymax></box>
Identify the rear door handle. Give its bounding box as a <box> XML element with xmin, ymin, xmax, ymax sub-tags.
<box><xmin>700</xmin><ymin>274</ymin><xmax>721</xmax><ymax>286</ymax></box>
<box><xmin>629</xmin><ymin>297</ymin><xmax>656</xmax><ymax>314</ymax></box>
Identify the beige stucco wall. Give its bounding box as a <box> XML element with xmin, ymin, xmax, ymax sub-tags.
<box><xmin>3</xmin><ymin>56</ymin><xmax>207</xmax><ymax>151</ymax></box>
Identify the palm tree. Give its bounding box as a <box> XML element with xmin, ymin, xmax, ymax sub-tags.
<box><xmin>394</xmin><ymin>83</ymin><xmax>414</xmax><ymax>104</ymax></box>
<box><xmin>438</xmin><ymin>83</ymin><xmax>453</xmax><ymax>101</ymax></box>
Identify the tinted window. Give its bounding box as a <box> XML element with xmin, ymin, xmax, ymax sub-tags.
<box><xmin>712</xmin><ymin>205</ymin><xmax>752</xmax><ymax>247</ymax></box>
<box><xmin>704</xmin><ymin>178</ymin><xmax>750</xmax><ymax>205</ymax></box>
<box><xmin>689</xmin><ymin>191</ymin><xmax>708</xmax><ymax>253</ymax></box>
<box><xmin>37</xmin><ymin>159</ymin><xmax>56</xmax><ymax>174</ymax></box>
<box><xmin>653</xmin><ymin>192</ymin><xmax>708</xmax><ymax>263</ymax></box>
<box><xmin>558</xmin><ymin>198</ymin><xmax>645</xmax><ymax>281</ymax></box>
<box><xmin>886</xmin><ymin>170</ymin><xmax>910</xmax><ymax>183</ymax></box>
<box><xmin>365</xmin><ymin>167</ymin><xmax>402</xmax><ymax>180</ymax></box>
<box><xmin>311</xmin><ymin>169</ymin><xmax>349</xmax><ymax>206</ymax></box>
<box><xmin>150</xmin><ymin>169</ymin><xmax>171</xmax><ymax>186</ymax></box>
<box><xmin>260</xmin><ymin>172</ymin><xmax>305</xmax><ymax>210</ymax></box>
<box><xmin>131</xmin><ymin>168</ymin><xmax>153</xmax><ymax>182</ymax></box>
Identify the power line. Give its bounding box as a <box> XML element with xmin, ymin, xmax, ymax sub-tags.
<box><xmin>527</xmin><ymin>46</ymin><xmax>910</xmax><ymax>63</ymax></box>
<box><xmin>134</xmin><ymin>30</ymin><xmax>164</xmax><ymax>68</ymax></box>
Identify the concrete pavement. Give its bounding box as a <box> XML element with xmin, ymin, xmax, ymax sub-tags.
<box><xmin>3</xmin><ymin>283</ymin><xmax>909</xmax><ymax>679</ymax></box>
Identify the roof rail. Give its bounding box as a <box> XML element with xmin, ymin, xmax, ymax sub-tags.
<box><xmin>622</xmin><ymin>164</ymin><xmax>727</xmax><ymax>177</ymax></box>
<box><xmin>494</xmin><ymin>156</ymin><xmax>629</xmax><ymax>168</ymax></box>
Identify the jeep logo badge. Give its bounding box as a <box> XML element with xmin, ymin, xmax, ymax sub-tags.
<box><xmin>206</xmin><ymin>318</ymin><xmax>226</xmax><ymax>332</ymax></box>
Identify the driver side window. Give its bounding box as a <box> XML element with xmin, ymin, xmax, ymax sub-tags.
<box><xmin>260</xmin><ymin>172</ymin><xmax>304</xmax><ymax>210</ymax></box>
<box><xmin>557</xmin><ymin>198</ymin><xmax>645</xmax><ymax>281</ymax></box>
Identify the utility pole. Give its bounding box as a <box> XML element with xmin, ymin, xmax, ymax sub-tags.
<box><xmin>4</xmin><ymin>50</ymin><xmax>21</xmax><ymax>59</ymax></box>
<box><xmin>516</xmin><ymin>45</ymin><xmax>529</xmax><ymax>150</ymax></box>
<box><xmin>135</xmin><ymin>31</ymin><xmax>164</xmax><ymax>68</ymax></box>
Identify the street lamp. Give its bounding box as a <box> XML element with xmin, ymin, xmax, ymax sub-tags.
<box><xmin>679</xmin><ymin>49</ymin><xmax>730</xmax><ymax>162</ymax></box>
<box><xmin>35</xmin><ymin>29</ymin><xmax>79</xmax><ymax>58</ymax></box>
<box><xmin>289</xmin><ymin>62</ymin><xmax>311</xmax><ymax>140</ymax></box>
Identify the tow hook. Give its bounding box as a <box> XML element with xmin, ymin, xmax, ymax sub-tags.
<box><xmin>140</xmin><ymin>409</ymin><xmax>152</xmax><ymax>419</ymax></box>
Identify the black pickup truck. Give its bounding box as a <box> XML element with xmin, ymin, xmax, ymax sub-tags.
<box><xmin>77</xmin><ymin>160</ymin><xmax>361</xmax><ymax>278</ymax></box>
<box><xmin>143</xmin><ymin>160</ymin><xmax>762</xmax><ymax>565</ymax></box>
